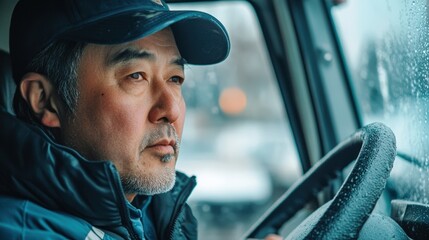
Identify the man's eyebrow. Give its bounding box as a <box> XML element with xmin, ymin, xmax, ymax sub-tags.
<box><xmin>172</xmin><ymin>57</ymin><xmax>187</xmax><ymax>70</ymax></box>
<box><xmin>106</xmin><ymin>48</ymin><xmax>154</xmax><ymax>66</ymax></box>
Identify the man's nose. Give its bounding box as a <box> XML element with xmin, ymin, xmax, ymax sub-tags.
<box><xmin>148</xmin><ymin>87</ymin><xmax>182</xmax><ymax>124</ymax></box>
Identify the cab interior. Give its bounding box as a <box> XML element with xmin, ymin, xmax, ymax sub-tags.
<box><xmin>1</xmin><ymin>0</ymin><xmax>429</xmax><ymax>239</ymax></box>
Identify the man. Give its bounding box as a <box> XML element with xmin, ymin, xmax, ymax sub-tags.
<box><xmin>0</xmin><ymin>0</ymin><xmax>229</xmax><ymax>239</ymax></box>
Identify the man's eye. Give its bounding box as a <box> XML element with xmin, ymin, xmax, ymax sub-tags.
<box><xmin>171</xmin><ymin>76</ymin><xmax>184</xmax><ymax>85</ymax></box>
<box><xmin>129</xmin><ymin>72</ymin><xmax>143</xmax><ymax>80</ymax></box>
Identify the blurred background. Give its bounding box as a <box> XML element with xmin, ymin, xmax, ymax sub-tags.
<box><xmin>171</xmin><ymin>2</ymin><xmax>302</xmax><ymax>239</ymax></box>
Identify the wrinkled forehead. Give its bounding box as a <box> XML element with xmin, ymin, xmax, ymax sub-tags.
<box><xmin>78</xmin><ymin>28</ymin><xmax>185</xmax><ymax>74</ymax></box>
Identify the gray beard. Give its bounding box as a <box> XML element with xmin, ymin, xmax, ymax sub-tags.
<box><xmin>121</xmin><ymin>124</ymin><xmax>180</xmax><ymax>196</ymax></box>
<box><xmin>120</xmin><ymin>164</ymin><xmax>176</xmax><ymax>196</ymax></box>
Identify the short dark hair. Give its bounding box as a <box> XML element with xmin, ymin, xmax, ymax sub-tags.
<box><xmin>13</xmin><ymin>40</ymin><xmax>87</xmax><ymax>124</ymax></box>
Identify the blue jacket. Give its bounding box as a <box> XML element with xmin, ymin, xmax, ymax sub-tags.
<box><xmin>0</xmin><ymin>111</ymin><xmax>198</xmax><ymax>240</ymax></box>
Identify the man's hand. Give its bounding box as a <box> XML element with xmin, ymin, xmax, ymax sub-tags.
<box><xmin>264</xmin><ymin>234</ymin><xmax>283</xmax><ymax>240</ymax></box>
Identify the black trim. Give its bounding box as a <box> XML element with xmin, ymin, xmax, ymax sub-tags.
<box><xmin>288</xmin><ymin>0</ymin><xmax>336</xmax><ymax>155</ymax></box>
<box><xmin>322</xmin><ymin>1</ymin><xmax>362</xmax><ymax>128</ymax></box>
<box><xmin>249</xmin><ymin>0</ymin><xmax>312</xmax><ymax>173</ymax></box>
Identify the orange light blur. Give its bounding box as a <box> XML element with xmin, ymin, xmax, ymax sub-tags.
<box><xmin>219</xmin><ymin>87</ymin><xmax>247</xmax><ymax>115</ymax></box>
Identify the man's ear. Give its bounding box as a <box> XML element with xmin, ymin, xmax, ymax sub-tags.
<box><xmin>19</xmin><ymin>73</ymin><xmax>61</xmax><ymax>128</ymax></box>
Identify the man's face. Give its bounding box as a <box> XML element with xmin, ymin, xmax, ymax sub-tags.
<box><xmin>61</xmin><ymin>28</ymin><xmax>186</xmax><ymax>197</ymax></box>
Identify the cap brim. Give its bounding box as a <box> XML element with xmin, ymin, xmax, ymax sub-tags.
<box><xmin>61</xmin><ymin>10</ymin><xmax>230</xmax><ymax>65</ymax></box>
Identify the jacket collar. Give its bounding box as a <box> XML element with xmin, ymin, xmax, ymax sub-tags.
<box><xmin>0</xmin><ymin>110</ymin><xmax>126</xmax><ymax>227</ymax></box>
<box><xmin>0</xmin><ymin>110</ymin><xmax>196</xmax><ymax>238</ymax></box>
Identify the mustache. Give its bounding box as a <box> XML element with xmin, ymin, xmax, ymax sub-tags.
<box><xmin>140</xmin><ymin>124</ymin><xmax>180</xmax><ymax>154</ymax></box>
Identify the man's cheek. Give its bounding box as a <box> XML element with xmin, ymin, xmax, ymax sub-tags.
<box><xmin>177</xmin><ymin>99</ymin><xmax>186</xmax><ymax>137</ymax></box>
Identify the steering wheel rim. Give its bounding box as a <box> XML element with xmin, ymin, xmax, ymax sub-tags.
<box><xmin>244</xmin><ymin>122</ymin><xmax>396</xmax><ymax>239</ymax></box>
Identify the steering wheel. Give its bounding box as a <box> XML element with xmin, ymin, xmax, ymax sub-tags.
<box><xmin>244</xmin><ymin>122</ymin><xmax>396</xmax><ymax>239</ymax></box>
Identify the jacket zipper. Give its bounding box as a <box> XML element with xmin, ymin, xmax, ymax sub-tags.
<box><xmin>168</xmin><ymin>176</ymin><xmax>197</xmax><ymax>240</ymax></box>
<box><xmin>107</xmin><ymin>165</ymin><xmax>140</xmax><ymax>240</ymax></box>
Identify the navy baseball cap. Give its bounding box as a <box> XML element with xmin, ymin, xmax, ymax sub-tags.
<box><xmin>9</xmin><ymin>0</ymin><xmax>230</xmax><ymax>82</ymax></box>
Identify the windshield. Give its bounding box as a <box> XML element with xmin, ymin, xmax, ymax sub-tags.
<box><xmin>331</xmin><ymin>0</ymin><xmax>429</xmax><ymax>201</ymax></box>
<box><xmin>332</xmin><ymin>0</ymin><xmax>429</xmax><ymax>158</ymax></box>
